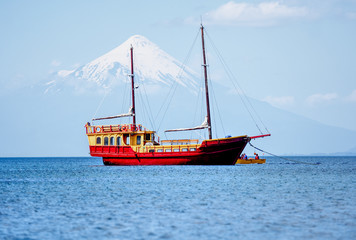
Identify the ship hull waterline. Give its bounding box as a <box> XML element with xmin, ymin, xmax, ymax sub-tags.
<box><xmin>90</xmin><ymin>136</ymin><xmax>250</xmax><ymax>166</ymax></box>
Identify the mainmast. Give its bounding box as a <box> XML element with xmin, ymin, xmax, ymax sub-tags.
<box><xmin>130</xmin><ymin>46</ymin><xmax>136</xmax><ymax>127</ymax></box>
<box><xmin>201</xmin><ymin>25</ymin><xmax>212</xmax><ymax>139</ymax></box>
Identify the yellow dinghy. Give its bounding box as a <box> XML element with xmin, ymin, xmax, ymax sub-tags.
<box><xmin>235</xmin><ymin>158</ymin><xmax>266</xmax><ymax>164</ymax></box>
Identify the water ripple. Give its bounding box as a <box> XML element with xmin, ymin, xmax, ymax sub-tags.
<box><xmin>0</xmin><ymin>157</ymin><xmax>355</xmax><ymax>239</ymax></box>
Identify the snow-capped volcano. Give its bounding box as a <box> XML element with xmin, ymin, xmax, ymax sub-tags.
<box><xmin>48</xmin><ymin>35</ymin><xmax>199</xmax><ymax>93</ymax></box>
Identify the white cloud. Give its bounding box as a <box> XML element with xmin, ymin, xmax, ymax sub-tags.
<box><xmin>201</xmin><ymin>1</ymin><xmax>309</xmax><ymax>26</ymax></box>
<box><xmin>263</xmin><ymin>95</ymin><xmax>295</xmax><ymax>108</ymax></box>
<box><xmin>72</xmin><ymin>63</ymin><xmax>81</xmax><ymax>69</ymax></box>
<box><xmin>346</xmin><ymin>89</ymin><xmax>356</xmax><ymax>102</ymax></box>
<box><xmin>57</xmin><ymin>70</ymin><xmax>74</xmax><ymax>77</ymax></box>
<box><xmin>305</xmin><ymin>93</ymin><xmax>338</xmax><ymax>106</ymax></box>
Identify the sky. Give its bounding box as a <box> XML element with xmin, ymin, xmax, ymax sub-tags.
<box><xmin>0</xmin><ymin>0</ymin><xmax>356</xmax><ymax>156</ymax></box>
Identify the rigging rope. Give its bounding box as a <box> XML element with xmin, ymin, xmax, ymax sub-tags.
<box><xmin>249</xmin><ymin>142</ymin><xmax>320</xmax><ymax>165</ymax></box>
<box><xmin>156</xmin><ymin>29</ymin><xmax>201</xmax><ymax>133</ymax></box>
<box><xmin>207</xmin><ymin>62</ymin><xmax>226</xmax><ymax>137</ymax></box>
<box><xmin>137</xmin><ymin>88</ymin><xmax>155</xmax><ymax>130</ymax></box>
<box><xmin>205</xmin><ymin>31</ymin><xmax>270</xmax><ymax>135</ymax></box>
<box><xmin>211</xmin><ymin>82</ymin><xmax>226</xmax><ymax>137</ymax></box>
<box><xmin>92</xmin><ymin>88</ymin><xmax>110</xmax><ymax>123</ymax></box>
<box><xmin>139</xmin><ymin>80</ymin><xmax>156</xmax><ymax>130</ymax></box>
<box><xmin>155</xmin><ymin>80</ymin><xmax>177</xmax><ymax>123</ymax></box>
<box><xmin>190</xmin><ymin>71</ymin><xmax>204</xmax><ymax>140</ymax></box>
<box><xmin>156</xmin><ymin>82</ymin><xmax>179</xmax><ymax>132</ymax></box>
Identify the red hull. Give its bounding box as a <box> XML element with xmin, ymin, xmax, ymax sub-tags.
<box><xmin>89</xmin><ymin>136</ymin><xmax>250</xmax><ymax>165</ymax></box>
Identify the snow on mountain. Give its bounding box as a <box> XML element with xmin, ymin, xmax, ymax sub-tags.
<box><xmin>48</xmin><ymin>35</ymin><xmax>199</xmax><ymax>93</ymax></box>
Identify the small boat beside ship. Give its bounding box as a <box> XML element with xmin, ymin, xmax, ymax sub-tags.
<box><xmin>235</xmin><ymin>158</ymin><xmax>266</xmax><ymax>164</ymax></box>
<box><xmin>85</xmin><ymin>25</ymin><xmax>270</xmax><ymax>165</ymax></box>
<box><xmin>236</xmin><ymin>153</ymin><xmax>266</xmax><ymax>164</ymax></box>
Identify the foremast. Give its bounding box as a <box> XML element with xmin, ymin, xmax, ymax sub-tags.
<box><xmin>130</xmin><ymin>46</ymin><xmax>136</xmax><ymax>127</ymax></box>
<box><xmin>201</xmin><ymin>25</ymin><xmax>212</xmax><ymax>140</ymax></box>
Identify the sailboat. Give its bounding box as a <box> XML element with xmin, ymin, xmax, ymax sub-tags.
<box><xmin>85</xmin><ymin>25</ymin><xmax>270</xmax><ymax>165</ymax></box>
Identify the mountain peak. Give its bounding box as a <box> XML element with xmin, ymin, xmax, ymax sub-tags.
<box><xmin>110</xmin><ymin>35</ymin><xmax>158</xmax><ymax>54</ymax></box>
<box><xmin>127</xmin><ymin>34</ymin><xmax>151</xmax><ymax>43</ymax></box>
<box><xmin>49</xmin><ymin>34</ymin><xmax>198</xmax><ymax>93</ymax></box>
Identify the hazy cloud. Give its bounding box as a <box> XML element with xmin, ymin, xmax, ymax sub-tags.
<box><xmin>306</xmin><ymin>93</ymin><xmax>338</xmax><ymax>106</ymax></box>
<box><xmin>72</xmin><ymin>63</ymin><xmax>81</xmax><ymax>69</ymax></box>
<box><xmin>263</xmin><ymin>95</ymin><xmax>295</xmax><ymax>108</ymax></box>
<box><xmin>199</xmin><ymin>1</ymin><xmax>309</xmax><ymax>26</ymax></box>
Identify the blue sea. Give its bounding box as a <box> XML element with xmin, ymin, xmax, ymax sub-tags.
<box><xmin>0</xmin><ymin>156</ymin><xmax>355</xmax><ymax>240</ymax></box>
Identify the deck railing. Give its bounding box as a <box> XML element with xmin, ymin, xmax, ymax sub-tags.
<box><xmin>132</xmin><ymin>144</ymin><xmax>200</xmax><ymax>153</ymax></box>
<box><xmin>161</xmin><ymin>139</ymin><xmax>199</xmax><ymax>145</ymax></box>
<box><xmin>86</xmin><ymin>124</ymin><xmax>145</xmax><ymax>134</ymax></box>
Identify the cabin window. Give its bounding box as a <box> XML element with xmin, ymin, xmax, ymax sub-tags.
<box><xmin>145</xmin><ymin>134</ymin><xmax>151</xmax><ymax>141</ymax></box>
<box><xmin>149</xmin><ymin>149</ymin><xmax>155</xmax><ymax>153</ymax></box>
<box><xmin>182</xmin><ymin>148</ymin><xmax>188</xmax><ymax>152</ymax></box>
<box><xmin>157</xmin><ymin>149</ymin><xmax>163</xmax><ymax>152</ymax></box>
<box><xmin>190</xmin><ymin>148</ymin><xmax>196</xmax><ymax>151</ymax></box>
<box><xmin>137</xmin><ymin>136</ymin><xmax>141</xmax><ymax>145</ymax></box>
<box><xmin>123</xmin><ymin>134</ymin><xmax>130</xmax><ymax>145</ymax></box>
<box><xmin>104</xmin><ymin>137</ymin><xmax>109</xmax><ymax>146</ymax></box>
<box><xmin>173</xmin><ymin>149</ymin><xmax>179</xmax><ymax>152</ymax></box>
<box><xmin>117</xmin><ymin>136</ymin><xmax>121</xmax><ymax>146</ymax></box>
<box><xmin>165</xmin><ymin>149</ymin><xmax>172</xmax><ymax>152</ymax></box>
<box><xmin>96</xmin><ymin>137</ymin><xmax>101</xmax><ymax>145</ymax></box>
<box><xmin>110</xmin><ymin>137</ymin><xmax>114</xmax><ymax>146</ymax></box>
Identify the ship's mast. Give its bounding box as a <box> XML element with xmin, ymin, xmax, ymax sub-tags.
<box><xmin>130</xmin><ymin>46</ymin><xmax>136</xmax><ymax>127</ymax></box>
<box><xmin>201</xmin><ymin>25</ymin><xmax>212</xmax><ymax>139</ymax></box>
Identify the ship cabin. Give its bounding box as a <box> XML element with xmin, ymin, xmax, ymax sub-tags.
<box><xmin>85</xmin><ymin>123</ymin><xmax>200</xmax><ymax>154</ymax></box>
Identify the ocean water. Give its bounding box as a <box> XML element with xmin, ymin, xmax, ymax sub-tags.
<box><xmin>0</xmin><ymin>157</ymin><xmax>355</xmax><ymax>240</ymax></box>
